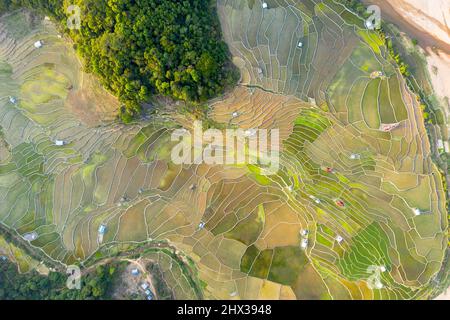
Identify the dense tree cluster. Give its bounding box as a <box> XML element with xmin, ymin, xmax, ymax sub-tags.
<box><xmin>0</xmin><ymin>259</ymin><xmax>120</xmax><ymax>300</ymax></box>
<box><xmin>0</xmin><ymin>0</ymin><xmax>238</xmax><ymax>122</ymax></box>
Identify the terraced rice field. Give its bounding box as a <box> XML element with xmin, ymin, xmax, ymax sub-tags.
<box><xmin>0</xmin><ymin>2</ymin><xmax>447</xmax><ymax>300</ymax></box>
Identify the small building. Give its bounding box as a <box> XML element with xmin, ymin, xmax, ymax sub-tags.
<box><xmin>131</xmin><ymin>268</ymin><xmax>140</xmax><ymax>276</ymax></box>
<box><xmin>146</xmin><ymin>295</ymin><xmax>154</xmax><ymax>300</ymax></box>
<box><xmin>23</xmin><ymin>232</ymin><xmax>38</xmax><ymax>242</ymax></box>
<box><xmin>198</xmin><ymin>221</ymin><xmax>206</xmax><ymax>229</ymax></box>
<box><xmin>380</xmin><ymin>266</ymin><xmax>387</xmax><ymax>273</ymax></box>
<box><xmin>336</xmin><ymin>235</ymin><xmax>344</xmax><ymax>243</ymax></box>
<box><xmin>350</xmin><ymin>153</ymin><xmax>361</xmax><ymax>160</ymax></box>
<box><xmin>9</xmin><ymin>96</ymin><xmax>17</xmax><ymax>104</ymax></box>
<box><xmin>262</xmin><ymin>2</ymin><xmax>268</xmax><ymax>9</ymax></box>
<box><xmin>297</xmin><ymin>42</ymin><xmax>303</xmax><ymax>48</ymax></box>
<box><xmin>55</xmin><ymin>140</ymin><xmax>66</xmax><ymax>146</ymax></box>
<box><xmin>380</xmin><ymin>123</ymin><xmax>399</xmax><ymax>132</ymax></box>
<box><xmin>0</xmin><ymin>256</ymin><xmax>7</xmax><ymax>262</ymax></box>
<box><xmin>412</xmin><ymin>208</ymin><xmax>421</xmax><ymax>216</ymax></box>
<box><xmin>375</xmin><ymin>282</ymin><xmax>383</xmax><ymax>289</ymax></box>
<box><xmin>287</xmin><ymin>185</ymin><xmax>294</xmax><ymax>192</ymax></box>
<box><xmin>300</xmin><ymin>238</ymin><xmax>309</xmax><ymax>249</ymax></box>
<box><xmin>244</xmin><ymin>129</ymin><xmax>257</xmax><ymax>137</ymax></box>
<box><xmin>141</xmin><ymin>283</ymin><xmax>149</xmax><ymax>290</ymax></box>
<box><xmin>145</xmin><ymin>289</ymin><xmax>152</xmax><ymax>296</ymax></box>
<box><xmin>300</xmin><ymin>229</ymin><xmax>309</xmax><ymax>237</ymax></box>
<box><xmin>335</xmin><ymin>200</ymin><xmax>345</xmax><ymax>208</ymax></box>
<box><xmin>34</xmin><ymin>40</ymin><xmax>43</xmax><ymax>49</ymax></box>
<box><xmin>437</xmin><ymin>139</ymin><xmax>444</xmax><ymax>152</ymax></box>
<box><xmin>365</xmin><ymin>20</ymin><xmax>374</xmax><ymax>30</ymax></box>
<box><xmin>44</xmin><ymin>16</ymin><xmax>50</xmax><ymax>21</ymax></box>
<box><xmin>324</xmin><ymin>167</ymin><xmax>334</xmax><ymax>174</ymax></box>
<box><xmin>232</xmin><ymin>111</ymin><xmax>239</xmax><ymax>118</ymax></box>
<box><xmin>98</xmin><ymin>224</ymin><xmax>107</xmax><ymax>235</ymax></box>
<box><xmin>309</xmin><ymin>195</ymin><xmax>321</xmax><ymax>204</ymax></box>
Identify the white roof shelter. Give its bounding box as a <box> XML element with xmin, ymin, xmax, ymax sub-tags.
<box><xmin>262</xmin><ymin>2</ymin><xmax>268</xmax><ymax>9</ymax></box>
<box><xmin>375</xmin><ymin>282</ymin><xmax>383</xmax><ymax>289</ymax></box>
<box><xmin>34</xmin><ymin>40</ymin><xmax>43</xmax><ymax>49</ymax></box>
<box><xmin>98</xmin><ymin>224</ymin><xmax>107</xmax><ymax>234</ymax></box>
<box><xmin>9</xmin><ymin>96</ymin><xmax>17</xmax><ymax>104</ymax></box>
<box><xmin>297</xmin><ymin>42</ymin><xmax>303</xmax><ymax>48</ymax></box>
<box><xmin>412</xmin><ymin>208</ymin><xmax>421</xmax><ymax>216</ymax></box>
<box><xmin>131</xmin><ymin>268</ymin><xmax>140</xmax><ymax>276</ymax></box>
<box><xmin>55</xmin><ymin>140</ymin><xmax>65</xmax><ymax>146</ymax></box>
<box><xmin>300</xmin><ymin>238</ymin><xmax>309</xmax><ymax>249</ymax></box>
<box><xmin>244</xmin><ymin>129</ymin><xmax>257</xmax><ymax>137</ymax></box>
<box><xmin>336</xmin><ymin>235</ymin><xmax>344</xmax><ymax>243</ymax></box>
<box><xmin>309</xmin><ymin>195</ymin><xmax>321</xmax><ymax>204</ymax></box>
<box><xmin>365</xmin><ymin>20</ymin><xmax>374</xmax><ymax>30</ymax></box>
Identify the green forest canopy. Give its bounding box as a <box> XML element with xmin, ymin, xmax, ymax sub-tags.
<box><xmin>0</xmin><ymin>0</ymin><xmax>238</xmax><ymax>122</ymax></box>
<box><xmin>0</xmin><ymin>259</ymin><xmax>120</xmax><ymax>300</ymax></box>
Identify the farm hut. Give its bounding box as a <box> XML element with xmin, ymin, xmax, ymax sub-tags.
<box><xmin>301</xmin><ymin>239</ymin><xmax>309</xmax><ymax>249</ymax></box>
<box><xmin>55</xmin><ymin>140</ymin><xmax>66</xmax><ymax>146</ymax></box>
<box><xmin>34</xmin><ymin>40</ymin><xmax>43</xmax><ymax>49</ymax></box>
<box><xmin>98</xmin><ymin>224</ymin><xmax>107</xmax><ymax>235</ymax></box>
<box><xmin>365</xmin><ymin>20</ymin><xmax>374</xmax><ymax>30</ymax></box>
<box><xmin>131</xmin><ymin>269</ymin><xmax>140</xmax><ymax>276</ymax></box>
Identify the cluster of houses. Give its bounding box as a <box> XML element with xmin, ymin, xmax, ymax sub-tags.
<box><xmin>139</xmin><ymin>278</ymin><xmax>155</xmax><ymax>301</ymax></box>
<box><xmin>129</xmin><ymin>268</ymin><xmax>155</xmax><ymax>300</ymax></box>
